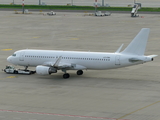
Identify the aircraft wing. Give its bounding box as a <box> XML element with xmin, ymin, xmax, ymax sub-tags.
<box><xmin>43</xmin><ymin>61</ymin><xmax>55</xmax><ymax>66</ymax></box>
<box><xmin>43</xmin><ymin>57</ymin><xmax>86</xmax><ymax>70</ymax></box>
<box><xmin>43</xmin><ymin>56</ymin><xmax>62</xmax><ymax>66</ymax></box>
<box><xmin>58</xmin><ymin>62</ymin><xmax>86</xmax><ymax>70</ymax></box>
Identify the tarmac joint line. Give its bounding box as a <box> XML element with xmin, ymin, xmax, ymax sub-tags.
<box><xmin>7</xmin><ymin>76</ymin><xmax>16</xmax><ymax>78</ymax></box>
<box><xmin>33</xmin><ymin>36</ymin><xmax>40</xmax><ymax>39</ymax></box>
<box><xmin>1</xmin><ymin>49</ymin><xmax>12</xmax><ymax>51</ymax></box>
<box><xmin>70</xmin><ymin>38</ymin><xmax>79</xmax><ymax>40</ymax></box>
<box><xmin>0</xmin><ymin>109</ymin><xmax>129</xmax><ymax>120</ymax></box>
<box><xmin>0</xmin><ymin>76</ymin><xmax>16</xmax><ymax>80</ymax></box>
<box><xmin>118</xmin><ymin>101</ymin><xmax>160</xmax><ymax>119</ymax></box>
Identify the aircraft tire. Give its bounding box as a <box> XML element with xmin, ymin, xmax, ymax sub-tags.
<box><xmin>131</xmin><ymin>13</ymin><xmax>134</xmax><ymax>17</ymax></box>
<box><xmin>77</xmin><ymin>70</ymin><xmax>83</xmax><ymax>75</ymax></box>
<box><xmin>63</xmin><ymin>73</ymin><xmax>70</xmax><ymax>79</ymax></box>
<box><xmin>14</xmin><ymin>70</ymin><xmax>18</xmax><ymax>74</ymax></box>
<box><xmin>28</xmin><ymin>71</ymin><xmax>31</xmax><ymax>75</ymax></box>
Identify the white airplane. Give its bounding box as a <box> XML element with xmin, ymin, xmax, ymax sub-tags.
<box><xmin>7</xmin><ymin>28</ymin><xmax>157</xmax><ymax>79</ymax></box>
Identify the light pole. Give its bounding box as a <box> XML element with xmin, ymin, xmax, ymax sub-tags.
<box><xmin>39</xmin><ymin>0</ymin><xmax>41</xmax><ymax>5</ymax></box>
<box><xmin>71</xmin><ymin>0</ymin><xmax>73</xmax><ymax>6</ymax></box>
<box><xmin>13</xmin><ymin>0</ymin><xmax>14</xmax><ymax>4</ymax></box>
<box><xmin>22</xmin><ymin>0</ymin><xmax>24</xmax><ymax>14</ymax></box>
<box><xmin>95</xmin><ymin>0</ymin><xmax>97</xmax><ymax>12</ymax></box>
<box><xmin>102</xmin><ymin>0</ymin><xmax>104</xmax><ymax>6</ymax></box>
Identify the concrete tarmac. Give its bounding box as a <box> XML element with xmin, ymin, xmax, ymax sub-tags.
<box><xmin>0</xmin><ymin>11</ymin><xmax>160</xmax><ymax>120</ymax></box>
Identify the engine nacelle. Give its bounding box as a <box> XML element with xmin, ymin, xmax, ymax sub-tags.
<box><xmin>36</xmin><ymin>65</ymin><xmax>57</xmax><ymax>75</ymax></box>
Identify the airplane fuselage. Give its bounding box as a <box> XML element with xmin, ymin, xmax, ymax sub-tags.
<box><xmin>7</xmin><ymin>49</ymin><xmax>150</xmax><ymax>70</ymax></box>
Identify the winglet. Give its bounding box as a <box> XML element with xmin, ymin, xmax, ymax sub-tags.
<box><xmin>115</xmin><ymin>44</ymin><xmax>124</xmax><ymax>53</ymax></box>
<box><xmin>54</xmin><ymin>56</ymin><xmax>62</xmax><ymax>67</ymax></box>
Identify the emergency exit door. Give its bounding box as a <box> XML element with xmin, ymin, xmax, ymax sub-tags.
<box><xmin>19</xmin><ymin>51</ymin><xmax>25</xmax><ymax>61</ymax></box>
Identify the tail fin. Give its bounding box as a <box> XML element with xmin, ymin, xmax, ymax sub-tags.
<box><xmin>121</xmin><ymin>28</ymin><xmax>150</xmax><ymax>55</ymax></box>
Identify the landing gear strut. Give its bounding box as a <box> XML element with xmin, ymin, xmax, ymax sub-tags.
<box><xmin>24</xmin><ymin>66</ymin><xmax>28</xmax><ymax>70</ymax></box>
<box><xmin>24</xmin><ymin>66</ymin><xmax>36</xmax><ymax>74</ymax></box>
<box><xmin>77</xmin><ymin>70</ymin><xmax>83</xmax><ymax>75</ymax></box>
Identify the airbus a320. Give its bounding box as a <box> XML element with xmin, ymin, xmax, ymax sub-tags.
<box><xmin>7</xmin><ymin>28</ymin><xmax>157</xmax><ymax>79</ymax></box>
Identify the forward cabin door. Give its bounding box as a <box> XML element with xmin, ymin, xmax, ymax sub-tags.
<box><xmin>115</xmin><ymin>55</ymin><xmax>120</xmax><ymax>65</ymax></box>
<box><xmin>19</xmin><ymin>51</ymin><xmax>25</xmax><ymax>61</ymax></box>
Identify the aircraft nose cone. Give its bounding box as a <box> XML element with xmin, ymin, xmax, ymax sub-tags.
<box><xmin>7</xmin><ymin>56</ymin><xmax>12</xmax><ymax>62</ymax></box>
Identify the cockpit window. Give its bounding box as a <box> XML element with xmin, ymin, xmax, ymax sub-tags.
<box><xmin>12</xmin><ymin>54</ymin><xmax>16</xmax><ymax>56</ymax></box>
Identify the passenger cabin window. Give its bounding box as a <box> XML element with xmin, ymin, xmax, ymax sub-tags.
<box><xmin>12</xmin><ymin>54</ymin><xmax>16</xmax><ymax>57</ymax></box>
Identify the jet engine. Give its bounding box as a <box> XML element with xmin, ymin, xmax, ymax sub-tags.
<box><xmin>36</xmin><ymin>65</ymin><xmax>57</xmax><ymax>75</ymax></box>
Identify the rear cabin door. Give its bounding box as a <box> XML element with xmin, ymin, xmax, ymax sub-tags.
<box><xmin>115</xmin><ymin>55</ymin><xmax>121</xmax><ymax>65</ymax></box>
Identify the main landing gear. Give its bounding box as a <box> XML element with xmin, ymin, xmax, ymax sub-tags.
<box><xmin>62</xmin><ymin>70</ymin><xmax>84</xmax><ymax>79</ymax></box>
<box><xmin>77</xmin><ymin>70</ymin><xmax>83</xmax><ymax>75</ymax></box>
<box><xmin>62</xmin><ymin>69</ymin><xmax>70</xmax><ymax>79</ymax></box>
<box><xmin>24</xmin><ymin>66</ymin><xmax>28</xmax><ymax>70</ymax></box>
<box><xmin>63</xmin><ymin>73</ymin><xmax>70</xmax><ymax>79</ymax></box>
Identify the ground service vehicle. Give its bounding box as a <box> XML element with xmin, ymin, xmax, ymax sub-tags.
<box><xmin>2</xmin><ymin>65</ymin><xmax>36</xmax><ymax>75</ymax></box>
<box><xmin>131</xmin><ymin>3</ymin><xmax>141</xmax><ymax>17</ymax></box>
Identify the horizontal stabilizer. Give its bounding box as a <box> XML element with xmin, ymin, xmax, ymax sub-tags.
<box><xmin>147</xmin><ymin>55</ymin><xmax>158</xmax><ymax>58</ymax></box>
<box><xmin>129</xmin><ymin>58</ymin><xmax>143</xmax><ymax>63</ymax></box>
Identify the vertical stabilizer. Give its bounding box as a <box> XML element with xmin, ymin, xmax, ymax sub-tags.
<box><xmin>121</xmin><ymin>28</ymin><xmax>150</xmax><ymax>55</ymax></box>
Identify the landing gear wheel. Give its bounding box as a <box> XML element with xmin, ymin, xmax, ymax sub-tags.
<box><xmin>63</xmin><ymin>73</ymin><xmax>70</xmax><ymax>79</ymax></box>
<box><xmin>77</xmin><ymin>70</ymin><xmax>83</xmax><ymax>75</ymax></box>
<box><xmin>14</xmin><ymin>70</ymin><xmax>18</xmax><ymax>74</ymax></box>
<box><xmin>28</xmin><ymin>71</ymin><xmax>31</xmax><ymax>75</ymax></box>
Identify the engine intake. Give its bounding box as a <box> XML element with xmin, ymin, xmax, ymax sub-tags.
<box><xmin>36</xmin><ymin>65</ymin><xmax>57</xmax><ymax>75</ymax></box>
